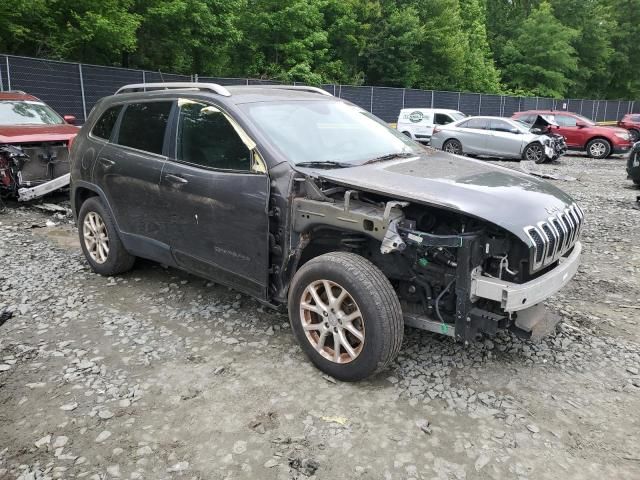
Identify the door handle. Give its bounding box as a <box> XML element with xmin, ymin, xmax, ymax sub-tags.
<box><xmin>98</xmin><ymin>157</ymin><xmax>115</xmax><ymax>169</ymax></box>
<box><xmin>164</xmin><ymin>173</ymin><xmax>188</xmax><ymax>185</ymax></box>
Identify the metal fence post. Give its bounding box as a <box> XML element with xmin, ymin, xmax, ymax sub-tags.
<box><xmin>616</xmin><ymin>101</ymin><xmax>621</xmax><ymax>121</ymax></box>
<box><xmin>430</xmin><ymin>91</ymin><xmax>434</xmax><ymax>108</ymax></box>
<box><xmin>457</xmin><ymin>92</ymin><xmax>461</xmax><ymax>110</ymax></box>
<box><xmin>370</xmin><ymin>86</ymin><xmax>374</xmax><ymax>112</ymax></box>
<box><xmin>478</xmin><ymin>94</ymin><xmax>482</xmax><ymax>115</ymax></box>
<box><xmin>402</xmin><ymin>88</ymin><xmax>405</xmax><ymax>109</ymax></box>
<box><xmin>535</xmin><ymin>97</ymin><xmax>539</xmax><ymax>109</ymax></box>
<box><xmin>194</xmin><ymin>74</ymin><xmax>198</xmax><ymax>83</ymax></box>
<box><xmin>5</xmin><ymin>56</ymin><xmax>11</xmax><ymax>90</ymax></box>
<box><xmin>580</xmin><ymin>99</ymin><xmax>584</xmax><ymax>115</ymax></box>
<box><xmin>78</xmin><ymin>64</ymin><xmax>87</xmax><ymax>121</ymax></box>
<box><xmin>0</xmin><ymin>56</ymin><xmax>4</xmax><ymax>91</ymax></box>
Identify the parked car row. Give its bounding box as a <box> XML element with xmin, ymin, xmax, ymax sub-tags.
<box><xmin>398</xmin><ymin>108</ymin><xmax>634</xmax><ymax>162</ymax></box>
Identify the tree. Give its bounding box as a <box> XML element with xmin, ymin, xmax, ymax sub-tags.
<box><xmin>459</xmin><ymin>0</ymin><xmax>502</xmax><ymax>93</ymax></box>
<box><xmin>132</xmin><ymin>0</ymin><xmax>243</xmax><ymax>74</ymax></box>
<box><xmin>607</xmin><ymin>0</ymin><xmax>640</xmax><ymax>99</ymax></box>
<box><xmin>501</xmin><ymin>1</ymin><xmax>578</xmax><ymax>97</ymax></box>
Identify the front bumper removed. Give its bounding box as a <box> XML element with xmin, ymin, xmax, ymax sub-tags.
<box><xmin>470</xmin><ymin>242</ymin><xmax>582</xmax><ymax>312</ymax></box>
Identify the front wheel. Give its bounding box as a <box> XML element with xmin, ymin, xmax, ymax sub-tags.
<box><xmin>629</xmin><ymin>129</ymin><xmax>640</xmax><ymax>142</ymax></box>
<box><xmin>288</xmin><ymin>252</ymin><xmax>403</xmax><ymax>382</ymax></box>
<box><xmin>443</xmin><ymin>139</ymin><xmax>463</xmax><ymax>155</ymax></box>
<box><xmin>523</xmin><ymin>143</ymin><xmax>546</xmax><ymax>164</ymax></box>
<box><xmin>586</xmin><ymin>138</ymin><xmax>611</xmax><ymax>159</ymax></box>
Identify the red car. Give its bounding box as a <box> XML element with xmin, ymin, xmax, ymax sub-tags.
<box><xmin>0</xmin><ymin>91</ymin><xmax>79</xmax><ymax>201</ymax></box>
<box><xmin>512</xmin><ymin>110</ymin><xmax>633</xmax><ymax>159</ymax></box>
<box><xmin>617</xmin><ymin>113</ymin><xmax>640</xmax><ymax>142</ymax></box>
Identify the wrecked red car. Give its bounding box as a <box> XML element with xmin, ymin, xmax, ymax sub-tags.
<box><xmin>0</xmin><ymin>91</ymin><xmax>79</xmax><ymax>201</ymax></box>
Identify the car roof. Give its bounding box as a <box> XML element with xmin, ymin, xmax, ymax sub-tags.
<box><xmin>108</xmin><ymin>85</ymin><xmax>338</xmax><ymax>106</ymax></box>
<box><xmin>461</xmin><ymin>116</ymin><xmax>514</xmax><ymax>121</ymax></box>
<box><xmin>0</xmin><ymin>91</ymin><xmax>41</xmax><ymax>102</ymax></box>
<box><xmin>516</xmin><ymin>110</ymin><xmax>577</xmax><ymax>115</ymax></box>
<box><xmin>400</xmin><ymin>108</ymin><xmax>461</xmax><ymax>113</ymax></box>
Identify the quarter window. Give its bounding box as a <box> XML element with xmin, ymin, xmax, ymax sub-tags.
<box><xmin>176</xmin><ymin>101</ymin><xmax>251</xmax><ymax>171</ymax></box>
<box><xmin>117</xmin><ymin>102</ymin><xmax>172</xmax><ymax>155</ymax></box>
<box><xmin>91</xmin><ymin>105</ymin><xmax>122</xmax><ymax>140</ymax></box>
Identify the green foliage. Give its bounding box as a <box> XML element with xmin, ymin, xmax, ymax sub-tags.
<box><xmin>501</xmin><ymin>1</ymin><xmax>578</xmax><ymax>98</ymax></box>
<box><xmin>0</xmin><ymin>0</ymin><xmax>638</xmax><ymax>99</ymax></box>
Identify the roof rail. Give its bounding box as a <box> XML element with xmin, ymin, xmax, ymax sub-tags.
<box><xmin>255</xmin><ymin>85</ymin><xmax>333</xmax><ymax>97</ymax></box>
<box><xmin>2</xmin><ymin>90</ymin><xmax>28</xmax><ymax>95</ymax></box>
<box><xmin>114</xmin><ymin>82</ymin><xmax>231</xmax><ymax>97</ymax></box>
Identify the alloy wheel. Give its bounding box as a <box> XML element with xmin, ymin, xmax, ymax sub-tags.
<box><xmin>526</xmin><ymin>144</ymin><xmax>544</xmax><ymax>162</ymax></box>
<box><xmin>83</xmin><ymin>211</ymin><xmax>110</xmax><ymax>264</ymax></box>
<box><xmin>299</xmin><ymin>279</ymin><xmax>365</xmax><ymax>364</ymax></box>
<box><xmin>444</xmin><ymin>141</ymin><xmax>462</xmax><ymax>155</ymax></box>
<box><xmin>589</xmin><ymin>141</ymin><xmax>607</xmax><ymax>158</ymax></box>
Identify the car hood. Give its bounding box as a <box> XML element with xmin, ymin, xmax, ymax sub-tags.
<box><xmin>298</xmin><ymin>150</ymin><xmax>577</xmax><ymax>245</ymax></box>
<box><xmin>0</xmin><ymin>124</ymin><xmax>79</xmax><ymax>144</ymax></box>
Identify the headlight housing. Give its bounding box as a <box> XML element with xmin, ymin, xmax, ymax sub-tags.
<box><xmin>615</xmin><ymin>132</ymin><xmax>631</xmax><ymax>140</ymax></box>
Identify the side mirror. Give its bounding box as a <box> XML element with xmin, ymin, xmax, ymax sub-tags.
<box><xmin>575</xmin><ymin>121</ymin><xmax>586</xmax><ymax>128</ymax></box>
<box><xmin>64</xmin><ymin>115</ymin><xmax>76</xmax><ymax>125</ymax></box>
<box><xmin>509</xmin><ymin>128</ymin><xmax>520</xmax><ymax>134</ymax></box>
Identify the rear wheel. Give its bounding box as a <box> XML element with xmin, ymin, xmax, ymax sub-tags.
<box><xmin>523</xmin><ymin>143</ymin><xmax>546</xmax><ymax>164</ymax></box>
<box><xmin>288</xmin><ymin>252</ymin><xmax>403</xmax><ymax>382</ymax></box>
<box><xmin>586</xmin><ymin>138</ymin><xmax>611</xmax><ymax>159</ymax></box>
<box><xmin>78</xmin><ymin>197</ymin><xmax>135</xmax><ymax>275</ymax></box>
<box><xmin>443</xmin><ymin>139</ymin><xmax>463</xmax><ymax>155</ymax></box>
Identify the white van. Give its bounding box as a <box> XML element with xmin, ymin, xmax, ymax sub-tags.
<box><xmin>396</xmin><ymin>108</ymin><xmax>466</xmax><ymax>143</ymax></box>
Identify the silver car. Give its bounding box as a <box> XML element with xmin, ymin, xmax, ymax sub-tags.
<box><xmin>430</xmin><ymin>116</ymin><xmax>567</xmax><ymax>163</ymax></box>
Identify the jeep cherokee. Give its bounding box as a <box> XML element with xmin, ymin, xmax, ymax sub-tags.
<box><xmin>70</xmin><ymin>83</ymin><xmax>584</xmax><ymax>381</ymax></box>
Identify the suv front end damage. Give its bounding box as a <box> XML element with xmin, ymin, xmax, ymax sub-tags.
<box><xmin>289</xmin><ymin>177</ymin><xmax>583</xmax><ymax>344</ymax></box>
<box><xmin>0</xmin><ymin>143</ymin><xmax>71</xmax><ymax>201</ymax></box>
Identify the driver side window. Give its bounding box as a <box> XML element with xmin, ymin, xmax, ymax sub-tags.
<box><xmin>176</xmin><ymin>101</ymin><xmax>251</xmax><ymax>171</ymax></box>
<box><xmin>555</xmin><ymin>115</ymin><xmax>577</xmax><ymax>127</ymax></box>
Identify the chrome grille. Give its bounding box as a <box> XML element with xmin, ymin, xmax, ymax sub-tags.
<box><xmin>525</xmin><ymin>203</ymin><xmax>583</xmax><ymax>271</ymax></box>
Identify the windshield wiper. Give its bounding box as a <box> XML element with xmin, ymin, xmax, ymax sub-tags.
<box><xmin>361</xmin><ymin>152</ymin><xmax>416</xmax><ymax>165</ymax></box>
<box><xmin>295</xmin><ymin>161</ymin><xmax>352</xmax><ymax>169</ymax></box>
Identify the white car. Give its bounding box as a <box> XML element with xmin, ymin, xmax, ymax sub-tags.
<box><xmin>396</xmin><ymin>108</ymin><xmax>466</xmax><ymax>143</ymax></box>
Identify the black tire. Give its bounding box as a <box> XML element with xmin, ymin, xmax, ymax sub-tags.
<box><xmin>586</xmin><ymin>138</ymin><xmax>611</xmax><ymax>159</ymax></box>
<box><xmin>288</xmin><ymin>252</ymin><xmax>403</xmax><ymax>382</ymax></box>
<box><xmin>78</xmin><ymin>196</ymin><xmax>135</xmax><ymax>276</ymax></box>
<box><xmin>629</xmin><ymin>129</ymin><xmax>640</xmax><ymax>142</ymax></box>
<box><xmin>443</xmin><ymin>139</ymin><xmax>463</xmax><ymax>155</ymax></box>
<box><xmin>523</xmin><ymin>143</ymin><xmax>546</xmax><ymax>164</ymax></box>
<box><xmin>401</xmin><ymin>131</ymin><xmax>412</xmax><ymax>138</ymax></box>
<box><xmin>634</xmin><ymin>179</ymin><xmax>640</xmax><ymax>186</ymax></box>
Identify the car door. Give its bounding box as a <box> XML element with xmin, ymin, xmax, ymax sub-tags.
<box><xmin>487</xmin><ymin>119</ymin><xmax>522</xmax><ymax>158</ymax></box>
<box><xmin>93</xmin><ymin>100</ymin><xmax>173</xmax><ymax>241</ymax></box>
<box><xmin>553</xmin><ymin>114</ymin><xmax>581</xmax><ymax>147</ymax></box>
<box><xmin>456</xmin><ymin>117</ymin><xmax>490</xmax><ymax>154</ymax></box>
<box><xmin>159</xmin><ymin>99</ymin><xmax>270</xmax><ymax>299</ymax></box>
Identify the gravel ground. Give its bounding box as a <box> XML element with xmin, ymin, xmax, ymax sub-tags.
<box><xmin>0</xmin><ymin>154</ymin><xmax>639</xmax><ymax>480</ymax></box>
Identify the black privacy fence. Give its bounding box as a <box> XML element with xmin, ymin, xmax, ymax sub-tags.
<box><xmin>1</xmin><ymin>54</ymin><xmax>636</xmax><ymax>124</ymax></box>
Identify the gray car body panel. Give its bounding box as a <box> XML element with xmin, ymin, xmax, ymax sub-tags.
<box><xmin>297</xmin><ymin>151</ymin><xmax>575</xmax><ymax>246</ymax></box>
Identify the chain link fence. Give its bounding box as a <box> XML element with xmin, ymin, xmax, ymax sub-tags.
<box><xmin>1</xmin><ymin>54</ymin><xmax>636</xmax><ymax>125</ymax></box>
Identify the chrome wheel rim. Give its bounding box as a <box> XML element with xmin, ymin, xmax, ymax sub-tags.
<box><xmin>589</xmin><ymin>142</ymin><xmax>607</xmax><ymax>157</ymax></box>
<box><xmin>526</xmin><ymin>145</ymin><xmax>543</xmax><ymax>162</ymax></box>
<box><xmin>444</xmin><ymin>141</ymin><xmax>461</xmax><ymax>154</ymax></box>
<box><xmin>83</xmin><ymin>212</ymin><xmax>109</xmax><ymax>264</ymax></box>
<box><xmin>299</xmin><ymin>279</ymin><xmax>365</xmax><ymax>364</ymax></box>
<box><xmin>630</xmin><ymin>130</ymin><xmax>639</xmax><ymax>142</ymax></box>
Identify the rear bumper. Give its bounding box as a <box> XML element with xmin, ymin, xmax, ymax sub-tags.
<box><xmin>470</xmin><ymin>241</ymin><xmax>582</xmax><ymax>312</ymax></box>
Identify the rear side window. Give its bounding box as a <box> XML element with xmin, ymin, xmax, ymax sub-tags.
<box><xmin>91</xmin><ymin>106</ymin><xmax>122</xmax><ymax>140</ymax></box>
<box><xmin>117</xmin><ymin>102</ymin><xmax>173</xmax><ymax>155</ymax></box>
<box><xmin>459</xmin><ymin>118</ymin><xmax>488</xmax><ymax>129</ymax></box>
<box><xmin>176</xmin><ymin>101</ymin><xmax>250</xmax><ymax>171</ymax></box>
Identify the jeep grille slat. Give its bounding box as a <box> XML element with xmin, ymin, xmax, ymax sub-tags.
<box><xmin>525</xmin><ymin>203</ymin><xmax>583</xmax><ymax>272</ymax></box>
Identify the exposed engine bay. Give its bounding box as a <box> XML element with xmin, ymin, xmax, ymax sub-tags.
<box><xmin>0</xmin><ymin>142</ymin><xmax>71</xmax><ymax>201</ymax></box>
<box><xmin>530</xmin><ymin>115</ymin><xmax>568</xmax><ymax>161</ymax></box>
<box><xmin>281</xmin><ymin>176</ymin><xmax>581</xmax><ymax>343</ymax></box>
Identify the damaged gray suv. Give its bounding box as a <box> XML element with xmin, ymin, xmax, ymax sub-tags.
<box><xmin>70</xmin><ymin>83</ymin><xmax>584</xmax><ymax>381</ymax></box>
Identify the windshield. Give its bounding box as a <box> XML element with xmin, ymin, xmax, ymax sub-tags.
<box><xmin>0</xmin><ymin>100</ymin><xmax>65</xmax><ymax>126</ymax></box>
<box><xmin>513</xmin><ymin>119</ymin><xmax>533</xmax><ymax>131</ymax></box>
<box><xmin>240</xmin><ymin>100</ymin><xmax>422</xmax><ymax>166</ymax></box>
<box><xmin>573</xmin><ymin>113</ymin><xmax>595</xmax><ymax>126</ymax></box>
